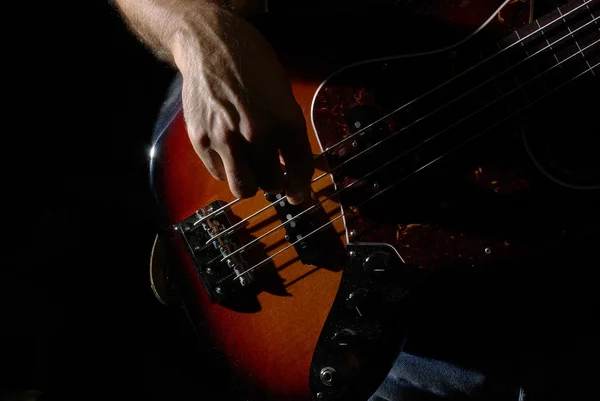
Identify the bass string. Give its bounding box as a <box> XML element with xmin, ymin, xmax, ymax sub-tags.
<box><xmin>196</xmin><ymin>0</ymin><xmax>592</xmax><ymax>228</ymax></box>
<box><xmin>308</xmin><ymin>0</ymin><xmax>590</xmax><ymax>161</ymax></box>
<box><xmin>192</xmin><ymin>0</ymin><xmax>509</xmax><ymax>225</ymax></box>
<box><xmin>224</xmin><ymin>53</ymin><xmax>599</xmax><ymax>283</ymax></box>
<box><xmin>224</xmin><ymin>37</ymin><xmax>598</xmax><ymax>273</ymax></box>
<box><xmin>220</xmin><ymin>28</ymin><xmax>599</xmax><ymax>264</ymax></box>
<box><xmin>208</xmin><ymin>12</ymin><xmax>598</xmax><ymax>252</ymax></box>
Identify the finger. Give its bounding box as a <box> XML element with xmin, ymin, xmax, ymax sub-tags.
<box><xmin>187</xmin><ymin>128</ymin><xmax>228</xmax><ymax>180</ymax></box>
<box><xmin>217</xmin><ymin>133</ymin><xmax>258</xmax><ymax>199</ymax></box>
<box><xmin>278</xmin><ymin>119</ymin><xmax>314</xmax><ymax>205</ymax></box>
<box><xmin>249</xmin><ymin>140</ymin><xmax>285</xmax><ymax>195</ymax></box>
<box><xmin>197</xmin><ymin>148</ymin><xmax>227</xmax><ymax>181</ymax></box>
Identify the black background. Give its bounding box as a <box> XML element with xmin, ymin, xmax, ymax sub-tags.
<box><xmin>1</xmin><ymin>2</ymin><xmax>220</xmax><ymax>400</ymax></box>
<box><xmin>2</xmin><ymin>1</ymin><xmax>598</xmax><ymax>401</ymax></box>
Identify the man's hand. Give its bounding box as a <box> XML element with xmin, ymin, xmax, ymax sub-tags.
<box><xmin>114</xmin><ymin>0</ymin><xmax>314</xmax><ymax>204</ymax></box>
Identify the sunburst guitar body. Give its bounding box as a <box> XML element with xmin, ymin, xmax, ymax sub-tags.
<box><xmin>148</xmin><ymin>0</ymin><xmax>599</xmax><ymax>400</ymax></box>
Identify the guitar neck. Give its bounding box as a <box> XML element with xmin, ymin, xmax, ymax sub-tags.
<box><xmin>486</xmin><ymin>0</ymin><xmax>598</xmax><ymax>110</ymax></box>
<box><xmin>406</xmin><ymin>0</ymin><xmax>598</xmax><ymax>156</ymax></box>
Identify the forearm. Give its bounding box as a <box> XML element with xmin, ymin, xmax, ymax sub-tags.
<box><xmin>113</xmin><ymin>0</ymin><xmax>227</xmax><ymax>65</ymax></box>
<box><xmin>114</xmin><ymin>0</ymin><xmax>268</xmax><ymax>64</ymax></box>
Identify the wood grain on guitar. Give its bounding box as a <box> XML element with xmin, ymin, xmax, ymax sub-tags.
<box><xmin>148</xmin><ymin>0</ymin><xmax>598</xmax><ymax>400</ymax></box>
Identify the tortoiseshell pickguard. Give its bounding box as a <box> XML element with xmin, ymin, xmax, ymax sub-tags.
<box><xmin>310</xmin><ymin>1</ymin><xmax>597</xmax><ymax>270</ymax></box>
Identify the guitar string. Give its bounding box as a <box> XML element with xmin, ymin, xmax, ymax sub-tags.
<box><xmin>227</xmin><ymin>58</ymin><xmax>599</xmax><ymax>282</ymax></box>
<box><xmin>207</xmin><ymin>12</ymin><xmax>598</xmax><ymax>253</ymax></box>
<box><xmin>190</xmin><ymin>0</ymin><xmax>513</xmax><ymax>226</ymax></box>
<box><xmin>218</xmin><ymin>31</ymin><xmax>599</xmax><ymax>264</ymax></box>
<box><xmin>194</xmin><ymin>0</ymin><xmax>593</xmax><ymax>228</ymax></box>
<box><xmin>194</xmin><ymin>0</ymin><xmax>576</xmax><ymax>225</ymax></box>
<box><xmin>311</xmin><ymin>0</ymin><xmax>589</xmax><ymax>161</ymax></box>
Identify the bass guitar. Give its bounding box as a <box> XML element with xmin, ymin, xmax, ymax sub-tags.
<box><xmin>148</xmin><ymin>0</ymin><xmax>599</xmax><ymax>400</ymax></box>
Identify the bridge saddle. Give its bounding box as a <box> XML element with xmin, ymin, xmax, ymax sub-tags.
<box><xmin>174</xmin><ymin>200</ymin><xmax>254</xmax><ymax>303</ymax></box>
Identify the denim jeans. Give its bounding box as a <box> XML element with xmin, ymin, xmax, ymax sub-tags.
<box><xmin>369</xmin><ymin>352</ymin><xmax>524</xmax><ymax>401</ymax></box>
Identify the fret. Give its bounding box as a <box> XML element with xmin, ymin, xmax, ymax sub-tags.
<box><xmin>411</xmin><ymin>0</ymin><xmax>598</xmax><ymax>150</ymax></box>
<box><xmin>580</xmin><ymin>38</ymin><xmax>599</xmax><ymax>72</ymax></box>
<box><xmin>546</xmin><ymin>37</ymin><xmax>596</xmax><ymax>94</ymax></box>
<box><xmin>520</xmin><ymin>0</ymin><xmax>599</xmax><ymax>82</ymax></box>
<box><xmin>536</xmin><ymin>6</ymin><xmax>563</xmax><ymax>30</ymax></box>
<box><xmin>583</xmin><ymin>46</ymin><xmax>599</xmax><ymax>73</ymax></box>
<box><xmin>536</xmin><ymin>0</ymin><xmax>585</xmax><ymax>31</ymax></box>
<box><xmin>535</xmin><ymin>20</ymin><xmax>563</xmax><ymax>66</ymax></box>
<box><xmin>570</xmin><ymin>26</ymin><xmax>600</xmax><ymax>56</ymax></box>
<box><xmin>529</xmin><ymin>18</ymin><xmax>570</xmax><ymax>92</ymax></box>
<box><xmin>555</xmin><ymin>25</ymin><xmax>595</xmax><ymax>77</ymax></box>
<box><xmin>562</xmin><ymin>0</ymin><xmax>587</xmax><ymax>13</ymax></box>
<box><xmin>569</xmin><ymin>0</ymin><xmax>598</xmax><ymax>73</ymax></box>
<box><xmin>516</xmin><ymin>21</ymin><xmax>546</xmax><ymax>52</ymax></box>
<box><xmin>563</xmin><ymin>15</ymin><xmax>598</xmax><ymax>74</ymax></box>
<box><xmin>576</xmin><ymin>11</ymin><xmax>600</xmax><ymax>49</ymax></box>
<box><xmin>565</xmin><ymin>0</ymin><xmax>600</xmax><ymax>73</ymax></box>
<box><xmin>556</xmin><ymin>1</ymin><xmax>595</xmax><ymax>42</ymax></box>
<box><xmin>561</xmin><ymin>0</ymin><xmax>597</xmax><ymax>30</ymax></box>
<box><xmin>515</xmin><ymin>31</ymin><xmax>530</xmax><ymax>56</ymax></box>
<box><xmin>536</xmin><ymin>16</ymin><xmax>573</xmax><ymax>57</ymax></box>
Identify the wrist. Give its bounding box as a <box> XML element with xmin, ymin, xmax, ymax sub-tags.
<box><xmin>169</xmin><ymin>3</ymin><xmax>237</xmax><ymax>72</ymax></box>
<box><xmin>170</xmin><ymin>26</ymin><xmax>200</xmax><ymax>73</ymax></box>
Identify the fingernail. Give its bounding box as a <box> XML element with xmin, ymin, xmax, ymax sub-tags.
<box><xmin>286</xmin><ymin>189</ymin><xmax>308</xmax><ymax>205</ymax></box>
<box><xmin>286</xmin><ymin>194</ymin><xmax>305</xmax><ymax>205</ymax></box>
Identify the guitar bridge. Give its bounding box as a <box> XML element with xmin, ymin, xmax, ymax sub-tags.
<box><xmin>174</xmin><ymin>200</ymin><xmax>254</xmax><ymax>303</ymax></box>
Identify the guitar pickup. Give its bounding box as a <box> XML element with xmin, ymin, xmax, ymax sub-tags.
<box><xmin>265</xmin><ymin>193</ymin><xmax>324</xmax><ymax>266</ymax></box>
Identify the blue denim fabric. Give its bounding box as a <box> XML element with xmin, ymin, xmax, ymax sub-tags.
<box><xmin>369</xmin><ymin>352</ymin><xmax>524</xmax><ymax>401</ymax></box>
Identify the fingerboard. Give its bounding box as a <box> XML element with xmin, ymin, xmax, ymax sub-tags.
<box><xmin>489</xmin><ymin>0</ymin><xmax>599</xmax><ymax>101</ymax></box>
<box><xmin>404</xmin><ymin>0</ymin><xmax>599</xmax><ymax>154</ymax></box>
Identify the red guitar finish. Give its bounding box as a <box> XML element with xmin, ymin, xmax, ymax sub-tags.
<box><xmin>149</xmin><ymin>1</ymin><xmax>598</xmax><ymax>400</ymax></box>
